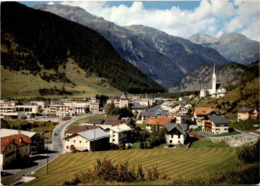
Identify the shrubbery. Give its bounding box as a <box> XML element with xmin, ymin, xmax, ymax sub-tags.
<box><xmin>238</xmin><ymin>140</ymin><xmax>259</xmax><ymax>164</ymax></box>
<box><xmin>64</xmin><ymin>158</ymin><xmax>168</xmax><ymax>184</ymax></box>
<box><xmin>229</xmin><ymin>119</ymin><xmax>259</xmax><ymax>131</ymax></box>
<box><xmin>170</xmin><ymin>163</ymin><xmax>259</xmax><ymax>184</ymax></box>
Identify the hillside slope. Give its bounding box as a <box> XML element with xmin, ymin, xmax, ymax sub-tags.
<box><xmin>169</xmin><ymin>62</ymin><xmax>250</xmax><ymax>92</ymax></box>
<box><xmin>1</xmin><ymin>59</ymin><xmax>122</xmax><ymax>98</ymax></box>
<box><xmin>34</xmin><ymin>4</ymin><xmax>229</xmax><ymax>88</ymax></box>
<box><xmin>196</xmin><ymin>74</ymin><xmax>259</xmax><ymax>121</ymax></box>
<box><xmin>189</xmin><ymin>33</ymin><xmax>260</xmax><ymax>65</ymax></box>
<box><xmin>1</xmin><ymin>2</ymin><xmax>164</xmax><ymax>95</ymax></box>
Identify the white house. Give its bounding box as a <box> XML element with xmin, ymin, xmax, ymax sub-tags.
<box><xmin>202</xmin><ymin>115</ymin><xmax>229</xmax><ymax>135</ymax></box>
<box><xmin>165</xmin><ymin>123</ymin><xmax>188</xmax><ymax>145</ymax></box>
<box><xmin>64</xmin><ymin>128</ymin><xmax>110</xmax><ymax>152</ymax></box>
<box><xmin>100</xmin><ymin>124</ymin><xmax>132</xmax><ymax>145</ymax></box>
<box><xmin>200</xmin><ymin>64</ymin><xmax>226</xmax><ymax>98</ymax></box>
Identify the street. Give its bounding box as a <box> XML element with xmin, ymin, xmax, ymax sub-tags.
<box><xmin>1</xmin><ymin>113</ymin><xmax>93</xmax><ymax>185</ymax></box>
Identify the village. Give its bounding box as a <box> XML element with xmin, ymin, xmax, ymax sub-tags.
<box><xmin>1</xmin><ymin>65</ymin><xmax>259</xmax><ymax>185</ymax></box>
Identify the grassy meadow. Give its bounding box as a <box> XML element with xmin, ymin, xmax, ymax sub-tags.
<box><xmin>70</xmin><ymin>114</ymin><xmax>105</xmax><ymax>126</ymax></box>
<box><xmin>26</xmin><ymin>147</ymin><xmax>239</xmax><ymax>185</ymax></box>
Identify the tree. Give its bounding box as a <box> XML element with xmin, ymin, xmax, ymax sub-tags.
<box><xmin>140</xmin><ymin>142</ymin><xmax>144</xmax><ymax>149</ymax></box>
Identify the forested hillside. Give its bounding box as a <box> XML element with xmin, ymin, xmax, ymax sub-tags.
<box><xmin>1</xmin><ymin>2</ymin><xmax>164</xmax><ymax>94</ymax></box>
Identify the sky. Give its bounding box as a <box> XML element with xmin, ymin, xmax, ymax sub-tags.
<box><xmin>21</xmin><ymin>0</ymin><xmax>260</xmax><ymax>41</ymax></box>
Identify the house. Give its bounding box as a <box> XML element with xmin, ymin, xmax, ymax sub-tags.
<box><xmin>174</xmin><ymin>114</ymin><xmax>187</xmax><ymax>124</ymax></box>
<box><xmin>87</xmin><ymin>119</ymin><xmax>104</xmax><ymax>125</ymax></box>
<box><xmin>237</xmin><ymin>108</ymin><xmax>259</xmax><ymax>122</ymax></box>
<box><xmin>202</xmin><ymin>115</ymin><xmax>229</xmax><ymax>135</ymax></box>
<box><xmin>0</xmin><ymin>137</ymin><xmax>16</xmax><ymax>170</ymax></box>
<box><xmin>0</xmin><ymin>100</ymin><xmax>39</xmax><ymax>119</ymax></box>
<box><xmin>88</xmin><ymin>96</ymin><xmax>100</xmax><ymax>112</ymax></box>
<box><xmin>145</xmin><ymin>116</ymin><xmax>175</xmax><ymax>132</ymax></box>
<box><xmin>0</xmin><ymin>129</ymin><xmax>44</xmax><ymax>154</ymax></box>
<box><xmin>65</xmin><ymin>125</ymin><xmax>100</xmax><ymax>137</ymax></box>
<box><xmin>130</xmin><ymin>102</ymin><xmax>145</xmax><ymax>119</ymax></box>
<box><xmin>154</xmin><ymin>97</ymin><xmax>164</xmax><ymax>105</ymax></box>
<box><xmin>30</xmin><ymin>101</ymin><xmax>45</xmax><ymax>109</ymax></box>
<box><xmin>200</xmin><ymin>64</ymin><xmax>226</xmax><ymax>98</ymax></box>
<box><xmin>100</xmin><ymin>124</ymin><xmax>132</xmax><ymax>145</ymax></box>
<box><xmin>16</xmin><ymin>104</ymin><xmax>39</xmax><ymax>118</ymax></box>
<box><xmin>64</xmin><ymin>128</ymin><xmax>110</xmax><ymax>152</ymax></box>
<box><xmin>49</xmin><ymin>105</ymin><xmax>69</xmax><ymax>116</ymax></box>
<box><xmin>178</xmin><ymin>96</ymin><xmax>189</xmax><ymax>101</ymax></box>
<box><xmin>189</xmin><ymin>94</ymin><xmax>196</xmax><ymax>99</ymax></box>
<box><xmin>104</xmin><ymin>115</ymin><xmax>134</xmax><ymax>128</ymax></box>
<box><xmin>119</xmin><ymin>93</ymin><xmax>129</xmax><ymax>108</ymax></box>
<box><xmin>56</xmin><ymin>110</ymin><xmax>75</xmax><ymax>117</ymax></box>
<box><xmin>193</xmin><ymin>107</ymin><xmax>215</xmax><ymax>126</ymax></box>
<box><xmin>0</xmin><ymin>134</ymin><xmax>32</xmax><ymax>170</ymax></box>
<box><xmin>141</xmin><ymin>106</ymin><xmax>167</xmax><ymax>122</ymax></box>
<box><xmin>165</xmin><ymin>123</ymin><xmax>189</xmax><ymax>145</ymax></box>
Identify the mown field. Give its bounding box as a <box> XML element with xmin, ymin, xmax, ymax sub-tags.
<box><xmin>27</xmin><ymin>147</ymin><xmax>239</xmax><ymax>185</ymax></box>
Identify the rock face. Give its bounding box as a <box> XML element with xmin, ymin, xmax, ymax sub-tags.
<box><xmin>211</xmin><ymin>134</ymin><xmax>258</xmax><ymax>147</ymax></box>
<box><xmin>34</xmin><ymin>4</ymin><xmax>229</xmax><ymax>88</ymax></box>
<box><xmin>169</xmin><ymin>62</ymin><xmax>249</xmax><ymax>92</ymax></box>
<box><xmin>189</xmin><ymin>33</ymin><xmax>260</xmax><ymax>65</ymax></box>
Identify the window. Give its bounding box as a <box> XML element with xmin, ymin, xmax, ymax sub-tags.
<box><xmin>73</xmin><ymin>140</ymin><xmax>76</xmax><ymax>143</ymax></box>
<box><xmin>178</xmin><ymin>134</ymin><xmax>181</xmax><ymax>139</ymax></box>
<box><xmin>169</xmin><ymin>140</ymin><xmax>172</xmax><ymax>143</ymax></box>
<box><xmin>113</xmin><ymin>139</ymin><xmax>115</xmax><ymax>141</ymax></box>
<box><xmin>66</xmin><ymin>146</ymin><xmax>69</xmax><ymax>149</ymax></box>
<box><xmin>86</xmin><ymin>141</ymin><xmax>88</xmax><ymax>143</ymax></box>
<box><xmin>79</xmin><ymin>141</ymin><xmax>81</xmax><ymax>143</ymax></box>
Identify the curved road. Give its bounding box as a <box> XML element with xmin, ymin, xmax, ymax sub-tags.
<box><xmin>1</xmin><ymin>113</ymin><xmax>93</xmax><ymax>185</ymax></box>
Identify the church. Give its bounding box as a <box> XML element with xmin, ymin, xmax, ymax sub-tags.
<box><xmin>200</xmin><ymin>64</ymin><xmax>226</xmax><ymax>98</ymax></box>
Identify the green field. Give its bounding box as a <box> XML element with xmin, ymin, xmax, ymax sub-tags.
<box><xmin>27</xmin><ymin>147</ymin><xmax>239</xmax><ymax>185</ymax></box>
<box><xmin>190</xmin><ymin>139</ymin><xmax>229</xmax><ymax>148</ymax></box>
<box><xmin>70</xmin><ymin>114</ymin><xmax>105</xmax><ymax>126</ymax></box>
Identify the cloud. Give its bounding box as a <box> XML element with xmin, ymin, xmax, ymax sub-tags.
<box><xmin>47</xmin><ymin>2</ymin><xmax>54</xmax><ymax>5</ymax></box>
<box><xmin>61</xmin><ymin>0</ymin><xmax>260</xmax><ymax>41</ymax></box>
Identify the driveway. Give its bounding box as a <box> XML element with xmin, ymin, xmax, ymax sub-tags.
<box><xmin>194</xmin><ymin>131</ymin><xmax>212</xmax><ymax>138</ymax></box>
<box><xmin>1</xmin><ymin>113</ymin><xmax>93</xmax><ymax>185</ymax></box>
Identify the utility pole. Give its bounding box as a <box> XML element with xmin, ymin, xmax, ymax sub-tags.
<box><xmin>94</xmin><ymin>129</ymin><xmax>96</xmax><ymax>152</ymax></box>
<box><xmin>47</xmin><ymin>146</ymin><xmax>49</xmax><ymax>175</ymax></box>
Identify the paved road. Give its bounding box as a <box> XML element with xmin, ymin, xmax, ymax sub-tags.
<box><xmin>234</xmin><ymin>129</ymin><xmax>260</xmax><ymax>138</ymax></box>
<box><xmin>1</xmin><ymin>114</ymin><xmax>93</xmax><ymax>185</ymax></box>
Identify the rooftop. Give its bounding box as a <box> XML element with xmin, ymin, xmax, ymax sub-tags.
<box><xmin>195</xmin><ymin>107</ymin><xmax>214</xmax><ymax>116</ymax></box>
<box><xmin>145</xmin><ymin>116</ymin><xmax>175</xmax><ymax>126</ymax></box>
<box><xmin>78</xmin><ymin>128</ymin><xmax>110</xmax><ymax>142</ymax></box>
<box><xmin>208</xmin><ymin>115</ymin><xmax>229</xmax><ymax>124</ymax></box>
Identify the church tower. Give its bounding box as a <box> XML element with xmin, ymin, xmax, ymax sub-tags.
<box><xmin>212</xmin><ymin>63</ymin><xmax>216</xmax><ymax>94</ymax></box>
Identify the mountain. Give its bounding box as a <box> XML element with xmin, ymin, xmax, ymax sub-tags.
<box><xmin>1</xmin><ymin>2</ymin><xmax>165</xmax><ymax>96</ymax></box>
<box><xmin>169</xmin><ymin>61</ymin><xmax>259</xmax><ymax>92</ymax></box>
<box><xmin>189</xmin><ymin>33</ymin><xmax>260</xmax><ymax>65</ymax></box>
<box><xmin>34</xmin><ymin>4</ymin><xmax>229</xmax><ymax>88</ymax></box>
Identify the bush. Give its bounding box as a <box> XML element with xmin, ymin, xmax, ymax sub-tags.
<box><xmin>229</xmin><ymin>119</ymin><xmax>259</xmax><ymax>131</ymax></box>
<box><xmin>64</xmin><ymin>158</ymin><xmax>168</xmax><ymax>184</ymax></box>
<box><xmin>171</xmin><ymin>163</ymin><xmax>259</xmax><ymax>184</ymax></box>
<box><xmin>62</xmin><ymin>116</ymin><xmax>71</xmax><ymax>121</ymax></box>
<box><xmin>238</xmin><ymin>140</ymin><xmax>259</xmax><ymax>164</ymax></box>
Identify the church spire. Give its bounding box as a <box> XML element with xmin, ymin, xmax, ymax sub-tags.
<box><xmin>212</xmin><ymin>62</ymin><xmax>216</xmax><ymax>93</ymax></box>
